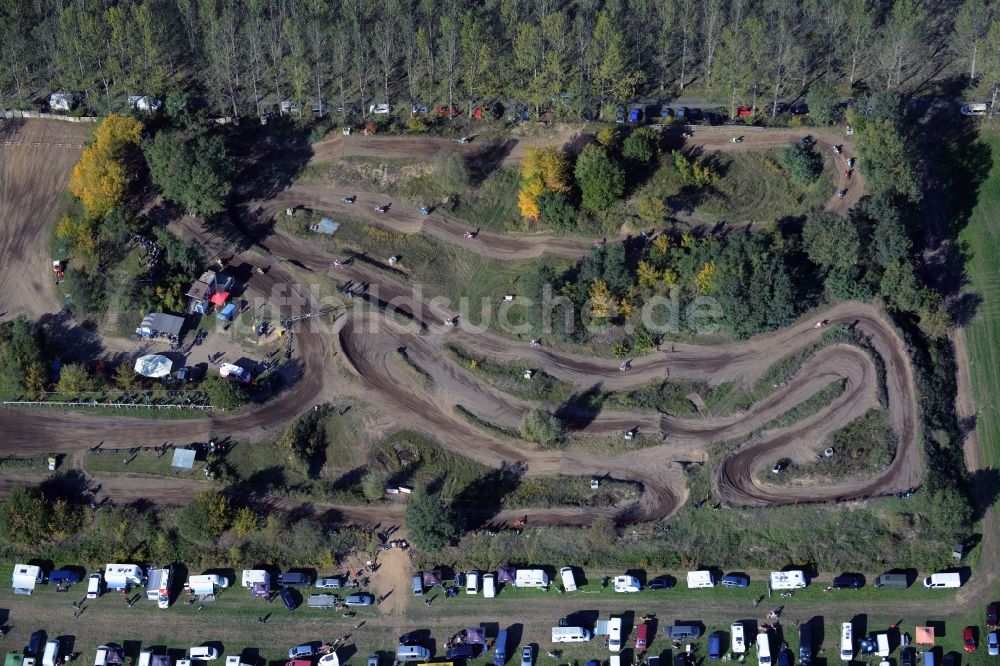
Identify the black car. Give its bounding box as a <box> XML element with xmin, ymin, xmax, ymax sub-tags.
<box><xmin>279</xmin><ymin>587</ymin><xmax>297</xmax><ymax>610</ymax></box>
<box><xmin>688</xmin><ymin>108</ymin><xmax>703</xmax><ymax>121</ymax></box>
<box><xmin>943</xmin><ymin>652</ymin><xmax>959</xmax><ymax>666</ymax></box>
<box><xmin>673</xmin><ymin>655</ymin><xmax>689</xmax><ymax>666</ymax></box>
<box><xmin>398</xmin><ymin>632</ymin><xmax>423</xmax><ymax>647</ymax></box>
<box><xmin>648</xmin><ymin>576</ymin><xmax>676</xmax><ymax>590</ymax></box>
<box><xmin>790</xmin><ymin>103</ymin><xmax>809</xmax><ymax>115</ymax></box>
<box><xmin>27</xmin><ymin>631</ymin><xmax>46</xmax><ymax>657</ymax></box>
<box><xmin>721</xmin><ymin>573</ymin><xmax>750</xmax><ymax>588</ymax></box>
<box><xmin>799</xmin><ymin>624</ymin><xmax>813</xmax><ymax>665</ymax></box>
<box><xmin>988</xmin><ymin>603</ymin><xmax>998</xmax><ymax>626</ymax></box>
<box><xmin>832</xmin><ymin>573</ymin><xmax>865</xmax><ymax>589</ymax></box>
<box><xmin>615</xmin><ymin>105</ymin><xmax>626</xmax><ymax>124</ymax></box>
<box><xmin>900</xmin><ymin>648</ymin><xmax>916</xmax><ymax>666</ymax></box>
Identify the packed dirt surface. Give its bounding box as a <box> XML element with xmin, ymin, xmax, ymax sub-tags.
<box><xmin>0</xmin><ymin>121</ymin><xmax>913</xmax><ymax>528</ymax></box>
<box><xmin>0</xmin><ymin>119</ymin><xmax>91</xmax><ymax>318</ymax></box>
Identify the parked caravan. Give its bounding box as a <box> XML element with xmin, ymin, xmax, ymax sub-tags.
<box><xmin>770</xmin><ymin>571</ymin><xmax>807</xmax><ymax>589</ymax></box>
<box><xmin>145</xmin><ymin>568</ymin><xmax>172</xmax><ymax>608</ymax></box>
<box><xmin>609</xmin><ymin>617</ymin><xmax>623</xmax><ymax>653</ymax></box>
<box><xmin>11</xmin><ymin>565</ymin><xmax>43</xmax><ymax>595</ymax></box>
<box><xmin>923</xmin><ymin>572</ymin><xmax>963</xmax><ymax>589</ymax></box>
<box><xmin>687</xmin><ymin>571</ymin><xmax>716</xmax><ymax>589</ymax></box>
<box><xmin>841</xmin><ymin>623</ymin><xmax>854</xmax><ymax>661</ymax></box>
<box><xmin>732</xmin><ymin>623</ymin><xmax>747</xmax><ymax>654</ymax></box>
<box><xmin>104</xmin><ymin>564</ymin><xmax>144</xmax><ymax>590</ymax></box>
<box><xmin>551</xmin><ymin>627</ymin><xmax>592</xmax><ymax>643</ymax></box>
<box><xmin>758</xmin><ymin>632</ymin><xmax>772</xmax><ymax>666</ymax></box>
<box><xmin>394</xmin><ymin>647</ymin><xmax>431</xmax><ymax>663</ymax></box>
<box><xmin>560</xmin><ymin>567</ymin><xmax>577</xmax><ymax>592</ymax></box>
<box><xmin>877</xmin><ymin>634</ymin><xmax>890</xmax><ymax>657</ymax></box>
<box><xmin>514</xmin><ymin>569</ymin><xmax>549</xmax><ymax>588</ymax></box>
<box><xmin>187</xmin><ymin>574</ymin><xmax>229</xmax><ymax>596</ymax></box>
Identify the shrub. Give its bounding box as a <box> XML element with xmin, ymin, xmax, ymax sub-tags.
<box><xmin>777</xmin><ymin>141</ymin><xmax>823</xmax><ymax>186</ymax></box>
<box><xmin>622</xmin><ymin>127</ymin><xmax>661</xmax><ymax>165</ymax></box>
<box><xmin>537</xmin><ymin>191</ymin><xmax>577</xmax><ymax>232</ymax></box>
<box><xmin>405</xmin><ymin>487</ymin><xmax>461</xmax><ymax>551</ymax></box>
<box><xmin>520</xmin><ymin>408</ymin><xmax>565</xmax><ymax>446</ymax></box>
<box><xmin>575</xmin><ymin>143</ymin><xmax>625</xmax><ymax>211</ymax></box>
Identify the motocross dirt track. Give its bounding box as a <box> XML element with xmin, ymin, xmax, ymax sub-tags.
<box><xmin>0</xmin><ymin>119</ymin><xmax>91</xmax><ymax>318</ymax></box>
<box><xmin>0</xmin><ymin>121</ymin><xmax>913</xmax><ymax>528</ymax></box>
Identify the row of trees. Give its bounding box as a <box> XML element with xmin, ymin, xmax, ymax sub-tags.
<box><xmin>2</xmin><ymin>0</ymin><xmax>998</xmax><ymax>119</ymax></box>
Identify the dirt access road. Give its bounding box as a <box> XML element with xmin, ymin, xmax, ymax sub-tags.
<box><xmin>0</xmin><ymin>119</ymin><xmax>91</xmax><ymax>318</ymax></box>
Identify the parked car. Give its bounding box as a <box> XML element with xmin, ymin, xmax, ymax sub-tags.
<box><xmin>28</xmin><ymin>631</ymin><xmax>46</xmax><ymax>656</ymax></box>
<box><xmin>987</xmin><ymin>632</ymin><xmax>998</xmax><ymax>657</ymax></box>
<box><xmin>943</xmin><ymin>653</ymin><xmax>959</xmax><ymax>666</ymax></box>
<box><xmin>279</xmin><ymin>572</ymin><xmax>312</xmax><ymax>587</ymax></box>
<box><xmin>688</xmin><ymin>108</ymin><xmax>703</xmax><ymax>121</ymax></box>
<box><xmin>398</xmin><ymin>632</ymin><xmax>422</xmax><ymax>647</ymax></box>
<box><xmin>190</xmin><ymin>647</ymin><xmax>219</xmax><ymax>661</ymax></box>
<box><xmin>721</xmin><ymin>573</ymin><xmax>750</xmax><ymax>588</ymax></box>
<box><xmin>520</xmin><ymin>646</ymin><xmax>533</xmax><ymax>666</ymax></box>
<box><xmin>964</xmin><ymin>627</ymin><xmax>977</xmax><ymax>652</ymax></box>
<box><xmin>708</xmin><ymin>632</ymin><xmax>723</xmax><ymax>660</ymax></box>
<box><xmin>369</xmin><ymin>103</ymin><xmax>390</xmax><ymax>114</ymax></box>
<box><xmin>279</xmin><ymin>587</ymin><xmax>297</xmax><ymax>610</ymax></box>
<box><xmin>411</xmin><ymin>103</ymin><xmax>429</xmax><ymax>115</ymax></box>
<box><xmin>790</xmin><ymin>103</ymin><xmax>809</xmax><ymax>115</ymax></box>
<box><xmin>900</xmin><ymin>648</ymin><xmax>915</xmax><ymax>666</ymax></box>
<box><xmin>288</xmin><ymin>646</ymin><xmax>315</xmax><ymax>660</ymax></box>
<box><xmin>988</xmin><ymin>603</ymin><xmax>998</xmax><ymax>626</ymax></box>
<box><xmin>667</xmin><ymin>625</ymin><xmax>703</xmax><ymax>640</ymax></box>
<box><xmin>368</xmin><ymin>656</ymin><xmax>379</xmax><ymax>666</ymax></box>
<box><xmin>635</xmin><ymin>623</ymin><xmax>650</xmax><ymax>650</ymax></box>
<box><xmin>832</xmin><ymin>573</ymin><xmax>865</xmax><ymax>589</ymax></box>
<box><xmin>648</xmin><ymin>576</ymin><xmax>676</xmax><ymax>590</ymax></box>
<box><xmin>345</xmin><ymin>593</ymin><xmax>374</xmax><ymax>606</ymax></box>
<box><xmin>315</xmin><ymin>577</ymin><xmax>342</xmax><ymax>589</ymax></box>
<box><xmin>615</xmin><ymin>105</ymin><xmax>626</xmax><ymax>124</ymax></box>
<box><xmin>446</xmin><ymin>646</ymin><xmax>473</xmax><ymax>661</ymax></box>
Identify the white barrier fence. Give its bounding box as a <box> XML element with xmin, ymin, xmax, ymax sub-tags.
<box><xmin>1</xmin><ymin>109</ymin><xmax>99</xmax><ymax>122</ymax></box>
<box><xmin>3</xmin><ymin>400</ymin><xmax>215</xmax><ymax>411</ymax></box>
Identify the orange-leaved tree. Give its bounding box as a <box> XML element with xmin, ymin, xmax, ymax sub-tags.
<box><xmin>68</xmin><ymin>114</ymin><xmax>142</xmax><ymax>218</ymax></box>
<box><xmin>518</xmin><ymin>146</ymin><xmax>571</xmax><ymax>221</ymax></box>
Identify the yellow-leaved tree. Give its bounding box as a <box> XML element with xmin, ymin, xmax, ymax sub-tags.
<box><xmin>589</xmin><ymin>278</ymin><xmax>615</xmax><ymax>320</ymax></box>
<box><xmin>637</xmin><ymin>260</ymin><xmax>662</xmax><ymax>291</ymax></box>
<box><xmin>518</xmin><ymin>146</ymin><xmax>572</xmax><ymax>221</ymax></box>
<box><xmin>68</xmin><ymin>114</ymin><xmax>142</xmax><ymax>218</ymax></box>
<box><xmin>695</xmin><ymin>261</ymin><xmax>717</xmax><ymax>294</ymax></box>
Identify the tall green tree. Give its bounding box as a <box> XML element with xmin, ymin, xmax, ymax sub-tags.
<box><xmin>144</xmin><ymin>132</ymin><xmax>235</xmax><ymax>216</ymax></box>
<box><xmin>952</xmin><ymin>0</ymin><xmax>992</xmax><ymax>80</ymax></box>
<box><xmin>575</xmin><ymin>144</ymin><xmax>625</xmax><ymax>211</ymax></box>
<box><xmin>405</xmin><ymin>487</ymin><xmax>461</xmax><ymax>551</ymax></box>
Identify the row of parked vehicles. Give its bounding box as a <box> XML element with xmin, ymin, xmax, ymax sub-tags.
<box><xmin>409</xmin><ymin>566</ymin><xmax>966</xmax><ymax>597</ymax></box>
<box><xmin>614</xmin><ymin>102</ymin><xmax>810</xmax><ymax>126</ymax></box>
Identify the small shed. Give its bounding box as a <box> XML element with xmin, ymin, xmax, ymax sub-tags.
<box><xmin>216</xmin><ymin>303</ymin><xmax>236</xmax><ymax>322</ymax></box>
<box><xmin>11</xmin><ymin>564</ymin><xmax>43</xmax><ymax>595</ymax></box>
<box><xmin>171</xmin><ymin>448</ymin><xmax>196</xmax><ymax>471</ymax></box>
<box><xmin>49</xmin><ymin>92</ymin><xmax>76</xmax><ymax>112</ymax></box>
<box><xmin>915</xmin><ymin>627</ymin><xmax>935</xmax><ymax>645</ymax></box>
<box><xmin>310</xmin><ymin>218</ymin><xmax>340</xmax><ymax>235</ymax></box>
<box><xmin>136</xmin><ymin>312</ymin><xmax>185</xmax><ymax>339</ymax></box>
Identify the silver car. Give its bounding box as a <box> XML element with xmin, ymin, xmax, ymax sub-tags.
<box><xmin>988</xmin><ymin>632</ymin><xmax>998</xmax><ymax>657</ymax></box>
<box><xmin>315</xmin><ymin>577</ymin><xmax>342</xmax><ymax>589</ymax></box>
<box><xmin>520</xmin><ymin>646</ymin><xmax>533</xmax><ymax>666</ymax></box>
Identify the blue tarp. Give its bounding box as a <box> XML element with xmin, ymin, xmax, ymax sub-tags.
<box><xmin>217</xmin><ymin>303</ymin><xmax>236</xmax><ymax>321</ymax></box>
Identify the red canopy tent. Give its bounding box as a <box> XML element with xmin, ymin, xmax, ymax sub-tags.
<box><xmin>915</xmin><ymin>627</ymin><xmax>935</xmax><ymax>645</ymax></box>
<box><xmin>209</xmin><ymin>291</ymin><xmax>230</xmax><ymax>306</ymax></box>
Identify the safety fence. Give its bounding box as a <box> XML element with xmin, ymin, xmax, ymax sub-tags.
<box><xmin>3</xmin><ymin>400</ymin><xmax>215</xmax><ymax>411</ymax></box>
<box><xmin>1</xmin><ymin>109</ymin><xmax>99</xmax><ymax>122</ymax></box>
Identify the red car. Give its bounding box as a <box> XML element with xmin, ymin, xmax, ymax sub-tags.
<box><xmin>635</xmin><ymin>622</ymin><xmax>649</xmax><ymax>650</ymax></box>
<box><xmin>987</xmin><ymin>603</ymin><xmax>998</xmax><ymax>627</ymax></box>
<box><xmin>963</xmin><ymin>626</ymin><xmax>977</xmax><ymax>652</ymax></box>
<box><xmin>736</xmin><ymin>105</ymin><xmax>754</xmax><ymax>117</ymax></box>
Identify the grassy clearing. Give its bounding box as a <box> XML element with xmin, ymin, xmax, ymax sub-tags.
<box><xmin>958</xmin><ymin>129</ymin><xmax>1000</xmax><ymax>475</ymax></box>
<box><xmin>639</xmin><ymin>149</ymin><xmax>832</xmax><ymax>224</ymax></box>
<box><xmin>83</xmin><ymin>448</ymin><xmax>210</xmax><ymax>479</ymax></box>
<box><xmin>758</xmin><ymin>378</ymin><xmax>846</xmax><ymax>431</ymax></box>
<box><xmin>774</xmin><ymin>408</ymin><xmax>897</xmax><ymax>485</ymax></box>
<box><xmin>444</xmin><ymin>342</ymin><xmax>573</xmax><ymax>404</ymax></box>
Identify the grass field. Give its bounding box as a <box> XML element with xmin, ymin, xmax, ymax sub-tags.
<box><xmin>958</xmin><ymin>128</ymin><xmax>1000</xmax><ymax>468</ymax></box>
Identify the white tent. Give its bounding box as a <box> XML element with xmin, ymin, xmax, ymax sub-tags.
<box><xmin>134</xmin><ymin>354</ymin><xmax>172</xmax><ymax>378</ymax></box>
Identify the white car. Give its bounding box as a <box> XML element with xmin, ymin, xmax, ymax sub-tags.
<box><xmin>612</xmin><ymin>575</ymin><xmax>641</xmax><ymax>593</ymax></box>
<box><xmin>988</xmin><ymin>632</ymin><xmax>999</xmax><ymax>657</ymax></box>
<box><xmin>466</xmin><ymin>571</ymin><xmax>479</xmax><ymax>594</ymax></box>
<box><xmin>369</xmin><ymin>103</ymin><xmax>391</xmax><ymax>115</ymax></box>
<box><xmin>189</xmin><ymin>647</ymin><xmax>219</xmax><ymax>661</ymax></box>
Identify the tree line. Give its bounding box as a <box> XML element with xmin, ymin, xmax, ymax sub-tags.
<box><xmin>1</xmin><ymin>0</ymin><xmax>998</xmax><ymax>119</ymax></box>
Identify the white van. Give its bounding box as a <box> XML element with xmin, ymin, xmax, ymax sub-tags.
<box><xmin>560</xmin><ymin>567</ymin><xmax>577</xmax><ymax>592</ymax></box>
<box><xmin>86</xmin><ymin>572</ymin><xmax>102</xmax><ymax>599</ymax></box>
<box><xmin>923</xmin><ymin>572</ymin><xmax>962</xmax><ymax>588</ymax></box>
<box><xmin>687</xmin><ymin>570</ymin><xmax>716</xmax><ymax>588</ymax></box>
<box><xmin>770</xmin><ymin>571</ymin><xmax>807</xmax><ymax>589</ymax></box>
<box><xmin>876</xmin><ymin>634</ymin><xmax>890</xmax><ymax>657</ymax></box>
<box><xmin>609</xmin><ymin>617</ymin><xmax>623</xmax><ymax>653</ymax></box>
<box><xmin>42</xmin><ymin>640</ymin><xmax>60</xmax><ymax>666</ymax></box>
<box><xmin>190</xmin><ymin>647</ymin><xmax>219</xmax><ymax>661</ymax></box>
<box><xmin>732</xmin><ymin>622</ymin><xmax>747</xmax><ymax>654</ymax></box>
<box><xmin>841</xmin><ymin>623</ymin><xmax>854</xmax><ymax>661</ymax></box>
<box><xmin>514</xmin><ymin>569</ymin><xmax>549</xmax><ymax>588</ymax></box>
<box><xmin>137</xmin><ymin>650</ymin><xmax>153</xmax><ymax>666</ymax></box>
<box><xmin>552</xmin><ymin>627</ymin><xmax>592</xmax><ymax>643</ymax></box>
<box><xmin>757</xmin><ymin>631</ymin><xmax>772</xmax><ymax>666</ymax></box>
<box><xmin>961</xmin><ymin>103</ymin><xmax>988</xmax><ymax>116</ymax></box>
<box><xmin>483</xmin><ymin>573</ymin><xmax>496</xmax><ymax>598</ymax></box>
<box><xmin>395</xmin><ymin>647</ymin><xmax>430</xmax><ymax>663</ymax></box>
<box><xmin>465</xmin><ymin>571</ymin><xmax>479</xmax><ymax>595</ymax></box>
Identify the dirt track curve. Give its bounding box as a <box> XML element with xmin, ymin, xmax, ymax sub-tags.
<box><xmin>0</xmin><ymin>120</ymin><xmax>912</xmax><ymax>528</ymax></box>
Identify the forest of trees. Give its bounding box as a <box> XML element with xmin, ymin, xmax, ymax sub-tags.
<box><xmin>1</xmin><ymin>0</ymin><xmax>998</xmax><ymax>119</ymax></box>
